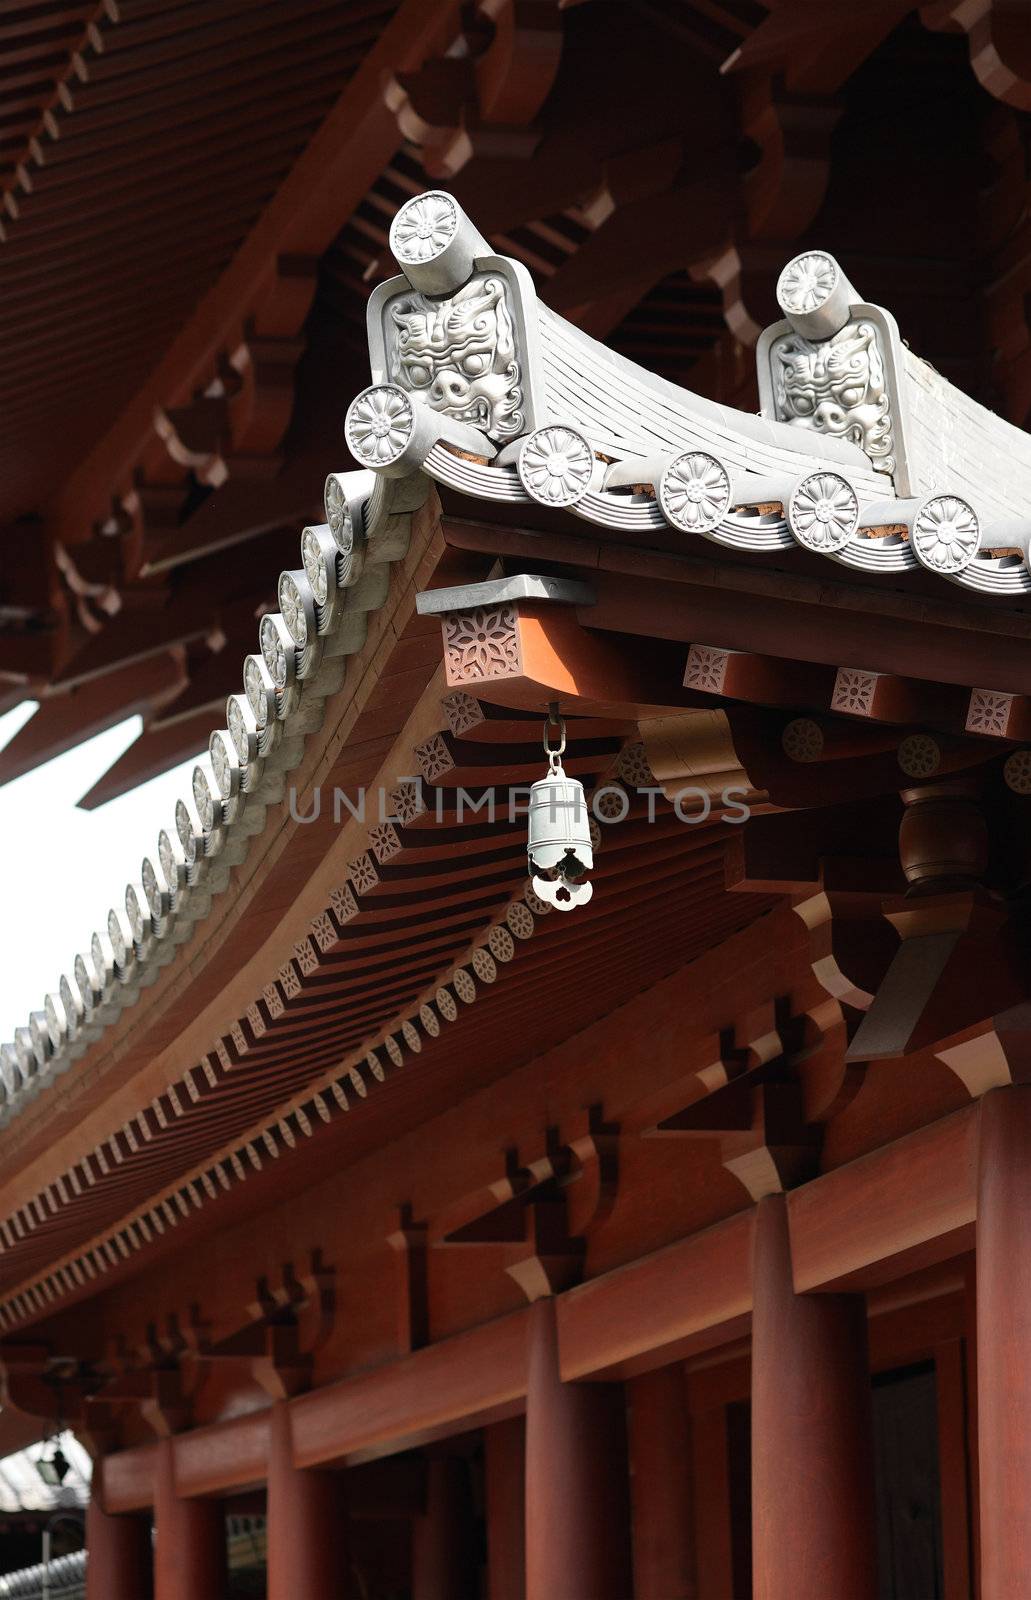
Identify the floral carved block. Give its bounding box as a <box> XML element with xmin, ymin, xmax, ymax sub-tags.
<box><xmin>415</xmin><ymin>732</ymin><xmax>455</xmax><ymax>782</ymax></box>
<box><xmin>832</xmin><ymin>668</ymin><xmax>879</xmax><ymax>716</ymax></box>
<box><xmin>685</xmin><ymin>645</ymin><xmax>729</xmax><ymax>695</ymax></box>
<box><xmin>442</xmin><ymin>689</ymin><xmax>485</xmax><ymax>735</ymax></box>
<box><xmin>967</xmin><ymin>688</ymin><xmax>1012</xmax><ymax>737</ymax></box>
<box><xmin>442</xmin><ymin>604</ymin><xmax>522</xmax><ymax>685</ymax></box>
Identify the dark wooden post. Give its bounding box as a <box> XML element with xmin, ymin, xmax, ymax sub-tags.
<box><xmin>411</xmin><ymin>1454</ymin><xmax>477</xmax><ymax>1600</ymax></box>
<box><xmin>977</xmin><ymin>1086</ymin><xmax>1031</xmax><ymax>1598</ymax></box>
<box><xmin>267</xmin><ymin>1399</ymin><xmax>349</xmax><ymax>1599</ymax></box>
<box><xmin>627</xmin><ymin>1365</ymin><xmax>697</xmax><ymax>1599</ymax></box>
<box><xmin>485</xmin><ymin>1416</ymin><xmax>525</xmax><ymax>1600</ymax></box>
<box><xmin>751</xmin><ymin>1194</ymin><xmax>877</xmax><ymax>1600</ymax></box>
<box><xmin>524</xmin><ymin>1296</ymin><xmax>632</xmax><ymax>1600</ymax></box>
<box><xmin>86</xmin><ymin>1492</ymin><xmax>152</xmax><ymax>1600</ymax></box>
<box><xmin>153</xmin><ymin>1437</ymin><xmax>227</xmax><ymax>1600</ymax></box>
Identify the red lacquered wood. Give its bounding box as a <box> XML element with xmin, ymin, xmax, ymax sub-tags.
<box><xmin>977</xmin><ymin>1087</ymin><xmax>1031</xmax><ymax>1599</ymax></box>
<box><xmin>524</xmin><ymin>1297</ymin><xmax>633</xmax><ymax>1600</ymax></box>
<box><xmin>86</xmin><ymin>1493</ymin><xmax>152</xmax><ymax>1600</ymax></box>
<box><xmin>411</xmin><ymin>1455</ymin><xmax>477</xmax><ymax>1600</ymax></box>
<box><xmin>267</xmin><ymin>1400</ymin><xmax>349</xmax><ymax>1600</ymax></box>
<box><xmin>485</xmin><ymin>1417</ymin><xmax>525</xmax><ymax>1600</ymax></box>
<box><xmin>153</xmin><ymin>1437</ymin><xmax>227</xmax><ymax>1600</ymax></box>
<box><xmin>628</xmin><ymin>1365</ymin><xmax>697</xmax><ymax>1599</ymax></box>
<box><xmin>751</xmin><ymin>1195</ymin><xmax>877</xmax><ymax>1600</ymax></box>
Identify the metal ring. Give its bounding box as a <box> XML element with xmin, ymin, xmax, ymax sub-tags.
<box><xmin>543</xmin><ymin>704</ymin><xmax>566</xmax><ymax>760</ymax></box>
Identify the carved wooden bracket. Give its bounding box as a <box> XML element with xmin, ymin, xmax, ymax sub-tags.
<box><xmin>387</xmin><ymin>1205</ymin><xmax>430</xmax><ymax>1357</ymax></box>
<box><xmin>922</xmin><ymin>0</ymin><xmax>1031</xmax><ymax>111</ymax></box>
<box><xmin>845</xmin><ymin>781</ymin><xmax>1029</xmax><ymax>1063</ymax></box>
<box><xmin>385</xmin><ymin>0</ymin><xmax>563</xmax><ymax>176</ymax></box>
<box><xmin>430</xmin><ymin>1111</ymin><xmax>620</xmax><ymax>1303</ymax></box>
<box><xmin>436</xmin><ymin>593</ymin><xmax>693</xmax><ymax>716</ymax></box>
<box><xmin>642</xmin><ymin>998</ymin><xmax>849</xmax><ymax>1200</ymax></box>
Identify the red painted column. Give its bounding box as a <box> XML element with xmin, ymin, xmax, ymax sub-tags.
<box><xmin>627</xmin><ymin>1365</ymin><xmax>696</xmax><ymax>1600</ymax></box>
<box><xmin>411</xmin><ymin>1454</ymin><xmax>477</xmax><ymax>1600</ymax></box>
<box><xmin>485</xmin><ymin>1417</ymin><xmax>525</xmax><ymax>1600</ymax></box>
<box><xmin>86</xmin><ymin>1492</ymin><xmax>152</xmax><ymax>1600</ymax></box>
<box><xmin>524</xmin><ymin>1296</ymin><xmax>633</xmax><ymax>1600</ymax></box>
<box><xmin>267</xmin><ymin>1399</ymin><xmax>349</xmax><ymax>1600</ymax></box>
<box><xmin>751</xmin><ymin>1194</ymin><xmax>877</xmax><ymax>1600</ymax></box>
<box><xmin>977</xmin><ymin>1086</ymin><xmax>1031</xmax><ymax>1599</ymax></box>
<box><xmin>153</xmin><ymin>1437</ymin><xmax>227</xmax><ymax>1600</ymax></box>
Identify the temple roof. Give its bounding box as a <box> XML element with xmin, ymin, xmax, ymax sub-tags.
<box><xmin>3</xmin><ymin>2</ymin><xmax>1031</xmax><ymax>1368</ymax></box>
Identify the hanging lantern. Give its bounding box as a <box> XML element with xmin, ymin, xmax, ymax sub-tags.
<box><xmin>527</xmin><ymin>708</ymin><xmax>593</xmax><ymax>911</ymax></box>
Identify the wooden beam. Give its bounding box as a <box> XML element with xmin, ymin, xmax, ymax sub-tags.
<box><xmin>0</xmin><ymin>651</ymin><xmax>185</xmax><ymax>785</ymax></box>
<box><xmin>54</xmin><ymin>0</ymin><xmax>464</xmax><ymax>539</ymax></box>
<box><xmin>95</xmin><ymin>1101</ymin><xmax>987</xmax><ymax>1512</ymax></box>
<box><xmin>556</xmin><ymin>1210</ymin><xmax>754</xmax><ymax>1382</ymax></box>
<box><xmin>787</xmin><ymin>1103</ymin><xmax>978</xmax><ymax>1294</ymax></box>
<box><xmin>77</xmin><ymin>707</ymin><xmax>214</xmax><ymax>809</ymax></box>
<box><xmin>291</xmin><ymin>1307</ymin><xmax>532</xmax><ymax>1471</ymax></box>
<box><xmin>440</xmin><ymin>517</ymin><xmax>1031</xmax><ymax>694</ymax></box>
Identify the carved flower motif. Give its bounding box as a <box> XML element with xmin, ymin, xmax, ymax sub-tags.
<box><xmin>967</xmin><ymin>689</ymin><xmax>1009</xmax><ymax>737</ymax></box>
<box><xmin>324</xmin><ymin>473</ymin><xmax>352</xmax><ymax>549</ymax></box>
<box><xmin>778</xmin><ymin>251</ymin><xmax>838</xmax><ymax>314</ymax></box>
<box><xmin>518</xmin><ymin>426</ymin><xmax>593</xmax><ymax>507</ymax></box>
<box><xmin>74</xmin><ymin>954</ymin><xmax>95</xmax><ymax>1010</ymax></box>
<box><xmin>346</xmin><ymin>385</ymin><xmax>414</xmax><ymax>468</ymax></box>
<box><xmin>244</xmin><ymin>656</ymin><xmax>271</xmax><ymax>727</ymax></box>
<box><xmin>911</xmin><ymin>495</ymin><xmax>980</xmax><ymax>574</ymax></box>
<box><xmin>443</xmin><ymin>605</ymin><xmax>520</xmax><ymax>681</ymax></box>
<box><xmin>141</xmin><ymin>857</ymin><xmax>165</xmax><ymax>920</ymax></box>
<box><xmin>259</xmin><ymin>614</ymin><xmax>288</xmax><ymax>688</ymax></box>
<box><xmin>158</xmin><ymin>830</ymin><xmax>180</xmax><ymax>894</ymax></box>
<box><xmin>435</xmin><ymin>986</ymin><xmax>458</xmax><ymax>1022</ymax></box>
<box><xmin>788</xmin><ymin>471</ymin><xmax>859</xmax><ymax>552</ymax></box>
<box><xmin>685</xmin><ymin>645</ymin><xmax>728</xmax><ymax>693</ymax></box>
<box><xmin>107</xmin><ymin>908</ymin><xmax>127</xmax><ymax>965</ymax></box>
<box><xmin>659</xmin><ymin>452</ymin><xmax>731</xmax><ymax>533</ymax></box>
<box><xmin>175</xmin><ymin>799</ymin><xmax>197</xmax><ymax>862</ymax></box>
<box><xmin>60</xmin><ymin>974</ymin><xmax>80</xmax><ymax>1033</ymax></box>
<box><xmin>209</xmin><ymin>732</ymin><xmax>233</xmax><ymax>798</ymax></box>
<box><xmin>453</xmin><ymin>967</ymin><xmax>476</xmax><ymax>1003</ymax></box>
<box><xmin>1004</xmin><ymin>749</ymin><xmax>1031</xmax><ymax>795</ymax></box>
<box><xmin>125</xmin><ymin>884</ymin><xmax>145</xmax><ymax>943</ymax></box>
<box><xmin>44</xmin><ymin>994</ymin><xmax>65</xmax><ymax>1051</ymax></box>
<box><xmin>832</xmin><ymin>669</ymin><xmax>877</xmax><ymax>715</ymax></box>
<box><xmin>192</xmin><ymin>766</ymin><xmax>215</xmax><ymax>831</ymax></box>
<box><xmin>226</xmin><ymin>696</ymin><xmax>252</xmax><ymax>765</ymax></box>
<box><xmin>898</xmin><ymin>733</ymin><xmax>941</xmax><ymax>778</ymax></box>
<box><xmin>301</xmin><ymin>526</ymin><xmax>328</xmax><ymax>605</ymax></box>
<box><xmin>471</xmin><ymin>948</ymin><xmax>497</xmax><ymax>984</ymax></box>
<box><xmin>782</xmin><ymin>718</ymin><xmax>824</xmax><ymax>763</ymax></box>
<box><xmin>391</xmin><ymin>192</ymin><xmax>458</xmax><ymax>264</ymax></box>
<box><xmin>278</xmin><ymin>572</ymin><xmax>307</xmax><ymax>648</ymax></box>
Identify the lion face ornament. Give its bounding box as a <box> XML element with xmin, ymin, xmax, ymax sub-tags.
<box><xmin>773</xmin><ymin>320</ymin><xmax>895</xmax><ymax>476</ymax></box>
<box><xmin>386</xmin><ymin>275</ymin><xmax>525</xmax><ymax>441</ymax></box>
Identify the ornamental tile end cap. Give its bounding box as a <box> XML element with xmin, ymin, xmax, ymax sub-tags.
<box><xmin>776</xmin><ymin>250</ymin><xmax>860</xmax><ymax>341</ymax></box>
<box><xmin>389</xmin><ymin>189</ymin><xmax>492</xmax><ymax>296</ymax></box>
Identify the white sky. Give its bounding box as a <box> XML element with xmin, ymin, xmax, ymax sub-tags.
<box><xmin>0</xmin><ymin>702</ymin><xmax>200</xmax><ymax>1044</ymax></box>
